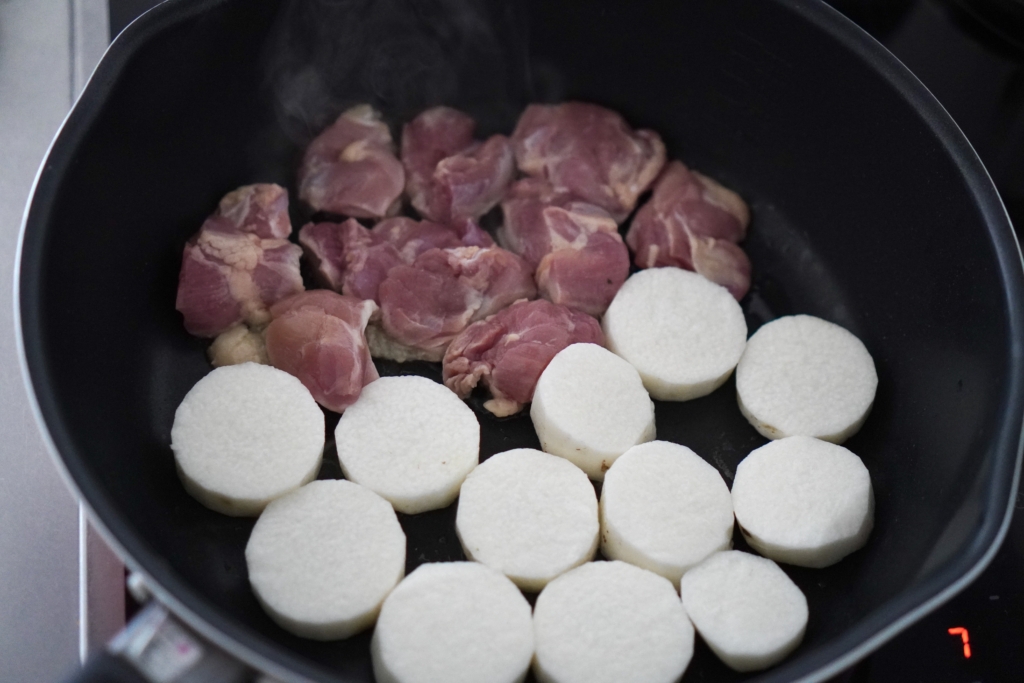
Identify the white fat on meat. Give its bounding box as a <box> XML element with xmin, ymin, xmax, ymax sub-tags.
<box><xmin>376</xmin><ymin>245</ymin><xmax>537</xmax><ymax>362</ymax></box>
<box><xmin>456</xmin><ymin>448</ymin><xmax>599</xmax><ymax>591</ymax></box>
<box><xmin>680</xmin><ymin>551</ymin><xmax>808</xmax><ymax>672</ymax></box>
<box><xmin>264</xmin><ymin>290</ymin><xmax>379</xmax><ymax>414</ymax></box>
<box><xmin>532</xmin><ymin>561</ymin><xmax>694</xmax><ymax>683</ymax></box>
<box><xmin>297</xmin><ymin>105</ymin><xmax>405</xmax><ymax>219</ymax></box>
<box><xmin>176</xmin><ymin>185</ymin><xmax>303</xmax><ymax>338</ymax></box>
<box><xmin>245</xmin><ymin>480</ymin><xmax>405</xmax><ymax>640</ymax></box>
<box><xmin>402</xmin><ymin>106</ymin><xmax>515</xmax><ymax>224</ymax></box>
<box><xmin>732</xmin><ymin>436</ymin><xmax>874</xmax><ymax>568</ymax></box>
<box><xmin>443</xmin><ymin>299</ymin><xmax>604</xmax><ymax>417</ymax></box>
<box><xmin>208</xmin><ymin>324</ymin><xmax>268</xmax><ymax>367</ymax></box>
<box><xmin>371</xmin><ymin>562</ymin><xmax>534</xmax><ymax>683</ymax></box>
<box><xmin>512</xmin><ymin>102</ymin><xmax>665</xmax><ymax>222</ymax></box>
<box><xmin>170</xmin><ymin>363</ymin><xmax>324</xmax><ymax>516</ymax></box>
<box><xmin>531</xmin><ymin>343</ymin><xmax>655</xmax><ymax>480</ymax></box>
<box><xmin>736</xmin><ymin>314</ymin><xmax>878</xmax><ymax>443</ymax></box>
<box><xmin>335</xmin><ymin>375</ymin><xmax>479</xmax><ymax>514</ymax></box>
<box><xmin>499</xmin><ymin>178</ymin><xmax>629</xmax><ymax>317</ymax></box>
<box><xmin>603</xmin><ymin>268</ymin><xmax>747</xmax><ymax>401</ymax></box>
<box><xmin>626</xmin><ymin>161</ymin><xmax>752</xmax><ymax>300</ymax></box>
<box><xmin>600</xmin><ymin>441</ymin><xmax>733</xmax><ymax>587</ymax></box>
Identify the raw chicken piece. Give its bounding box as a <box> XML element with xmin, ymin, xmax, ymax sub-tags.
<box><xmin>299</xmin><ymin>216</ymin><xmax>491</xmax><ymax>304</ymax></box>
<box><xmin>297</xmin><ymin>105</ymin><xmax>405</xmax><ymax>219</ymax></box>
<box><xmin>402</xmin><ymin>106</ymin><xmax>515</xmax><ymax>224</ymax></box>
<box><xmin>626</xmin><ymin>161</ymin><xmax>752</xmax><ymax>300</ymax></box>
<box><xmin>176</xmin><ymin>230</ymin><xmax>303</xmax><ymax>337</ymax></box>
<box><xmin>443</xmin><ymin>299</ymin><xmax>603</xmax><ymax>417</ymax></box>
<box><xmin>512</xmin><ymin>102</ymin><xmax>666</xmax><ymax>222</ymax></box>
<box><xmin>208</xmin><ymin>324</ymin><xmax>269</xmax><ymax>367</ymax></box>
<box><xmin>376</xmin><ymin>246</ymin><xmax>537</xmax><ymax>362</ymax></box>
<box><xmin>265</xmin><ymin>290</ymin><xmax>379</xmax><ymax>413</ymax></box>
<box><xmin>499</xmin><ymin>178</ymin><xmax>629</xmax><ymax>317</ymax></box>
<box><xmin>202</xmin><ymin>183</ymin><xmax>291</xmax><ymax>239</ymax></box>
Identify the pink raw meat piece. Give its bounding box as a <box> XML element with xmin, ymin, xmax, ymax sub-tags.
<box><xmin>402</xmin><ymin>106</ymin><xmax>515</xmax><ymax>224</ymax></box>
<box><xmin>443</xmin><ymin>299</ymin><xmax>604</xmax><ymax>417</ymax></box>
<box><xmin>499</xmin><ymin>178</ymin><xmax>629</xmax><ymax>317</ymax></box>
<box><xmin>265</xmin><ymin>290</ymin><xmax>379</xmax><ymax>413</ymax></box>
<box><xmin>201</xmin><ymin>183</ymin><xmax>292</xmax><ymax>239</ymax></box>
<box><xmin>511</xmin><ymin>102</ymin><xmax>666</xmax><ymax>222</ymax></box>
<box><xmin>176</xmin><ymin>186</ymin><xmax>304</xmax><ymax>337</ymax></box>
<box><xmin>297</xmin><ymin>104</ymin><xmax>405</xmax><ymax>219</ymax></box>
<box><xmin>377</xmin><ymin>245</ymin><xmax>537</xmax><ymax>361</ymax></box>
<box><xmin>626</xmin><ymin>160</ymin><xmax>752</xmax><ymax>299</ymax></box>
<box><xmin>371</xmin><ymin>216</ymin><xmax>467</xmax><ymax>261</ymax></box>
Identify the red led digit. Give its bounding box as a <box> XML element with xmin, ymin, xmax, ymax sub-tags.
<box><xmin>948</xmin><ymin>627</ymin><xmax>971</xmax><ymax>658</ymax></box>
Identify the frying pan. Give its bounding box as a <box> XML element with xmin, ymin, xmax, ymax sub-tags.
<box><xmin>16</xmin><ymin>0</ymin><xmax>1024</xmax><ymax>681</ymax></box>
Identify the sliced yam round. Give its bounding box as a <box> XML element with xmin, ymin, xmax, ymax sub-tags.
<box><xmin>532</xmin><ymin>561</ymin><xmax>694</xmax><ymax>683</ymax></box>
<box><xmin>335</xmin><ymin>375</ymin><xmax>479</xmax><ymax>514</ymax></box>
<box><xmin>732</xmin><ymin>436</ymin><xmax>873</xmax><ymax>568</ymax></box>
<box><xmin>530</xmin><ymin>343</ymin><xmax>655</xmax><ymax>480</ymax></box>
<box><xmin>680</xmin><ymin>551</ymin><xmax>808</xmax><ymax>672</ymax></box>
<box><xmin>245</xmin><ymin>479</ymin><xmax>405</xmax><ymax>640</ymax></box>
<box><xmin>736</xmin><ymin>314</ymin><xmax>877</xmax><ymax>443</ymax></box>
<box><xmin>600</xmin><ymin>441</ymin><xmax>733</xmax><ymax>587</ymax></box>
<box><xmin>170</xmin><ymin>362</ymin><xmax>324</xmax><ymax>516</ymax></box>
<box><xmin>371</xmin><ymin>562</ymin><xmax>534</xmax><ymax>683</ymax></box>
<box><xmin>456</xmin><ymin>448</ymin><xmax>599</xmax><ymax>591</ymax></box>
<box><xmin>602</xmin><ymin>268</ymin><xmax>747</xmax><ymax>401</ymax></box>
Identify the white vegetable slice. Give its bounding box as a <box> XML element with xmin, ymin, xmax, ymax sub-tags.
<box><xmin>170</xmin><ymin>362</ymin><xmax>324</xmax><ymax>516</ymax></box>
<box><xmin>335</xmin><ymin>375</ymin><xmax>479</xmax><ymax>514</ymax></box>
<box><xmin>456</xmin><ymin>448</ymin><xmax>599</xmax><ymax>591</ymax></box>
<box><xmin>603</xmin><ymin>268</ymin><xmax>747</xmax><ymax>401</ymax></box>
<box><xmin>680</xmin><ymin>551</ymin><xmax>808</xmax><ymax>672</ymax></box>
<box><xmin>600</xmin><ymin>441</ymin><xmax>733</xmax><ymax>587</ymax></box>
<box><xmin>531</xmin><ymin>343</ymin><xmax>656</xmax><ymax>480</ymax></box>
<box><xmin>736</xmin><ymin>314</ymin><xmax>878</xmax><ymax>443</ymax></box>
<box><xmin>533</xmin><ymin>561</ymin><xmax>694</xmax><ymax>683</ymax></box>
<box><xmin>371</xmin><ymin>562</ymin><xmax>534</xmax><ymax>683</ymax></box>
<box><xmin>245</xmin><ymin>479</ymin><xmax>405</xmax><ymax>640</ymax></box>
<box><xmin>732</xmin><ymin>436</ymin><xmax>873</xmax><ymax>568</ymax></box>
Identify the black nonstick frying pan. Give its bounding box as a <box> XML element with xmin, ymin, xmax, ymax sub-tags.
<box><xmin>16</xmin><ymin>0</ymin><xmax>1024</xmax><ymax>681</ymax></box>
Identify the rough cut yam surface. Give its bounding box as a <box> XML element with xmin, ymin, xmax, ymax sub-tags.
<box><xmin>532</xmin><ymin>561</ymin><xmax>694</xmax><ymax>683</ymax></box>
<box><xmin>371</xmin><ymin>562</ymin><xmax>534</xmax><ymax>683</ymax></box>
<box><xmin>456</xmin><ymin>448</ymin><xmax>599</xmax><ymax>591</ymax></box>
<box><xmin>245</xmin><ymin>479</ymin><xmax>405</xmax><ymax>640</ymax></box>
<box><xmin>170</xmin><ymin>363</ymin><xmax>324</xmax><ymax>516</ymax></box>
<box><xmin>680</xmin><ymin>551</ymin><xmax>808</xmax><ymax>672</ymax></box>
<box><xmin>531</xmin><ymin>343</ymin><xmax>656</xmax><ymax>480</ymax></box>
<box><xmin>732</xmin><ymin>436</ymin><xmax>874</xmax><ymax>568</ymax></box>
<box><xmin>603</xmin><ymin>268</ymin><xmax>747</xmax><ymax>401</ymax></box>
<box><xmin>736</xmin><ymin>314</ymin><xmax>878</xmax><ymax>443</ymax></box>
<box><xmin>600</xmin><ymin>441</ymin><xmax>733</xmax><ymax>586</ymax></box>
<box><xmin>335</xmin><ymin>375</ymin><xmax>480</xmax><ymax>514</ymax></box>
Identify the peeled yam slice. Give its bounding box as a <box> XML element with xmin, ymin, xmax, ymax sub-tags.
<box><xmin>600</xmin><ymin>441</ymin><xmax>733</xmax><ymax>587</ymax></box>
<box><xmin>533</xmin><ymin>561</ymin><xmax>694</xmax><ymax>683</ymax></box>
<box><xmin>245</xmin><ymin>479</ymin><xmax>405</xmax><ymax>639</ymax></box>
<box><xmin>732</xmin><ymin>436</ymin><xmax>873</xmax><ymax>568</ymax></box>
<box><xmin>680</xmin><ymin>551</ymin><xmax>808</xmax><ymax>672</ymax></box>
<box><xmin>456</xmin><ymin>448</ymin><xmax>599</xmax><ymax>591</ymax></box>
<box><xmin>170</xmin><ymin>362</ymin><xmax>324</xmax><ymax>516</ymax></box>
<box><xmin>335</xmin><ymin>375</ymin><xmax>479</xmax><ymax>514</ymax></box>
<box><xmin>736</xmin><ymin>314</ymin><xmax>877</xmax><ymax>443</ymax></box>
<box><xmin>602</xmin><ymin>268</ymin><xmax>747</xmax><ymax>401</ymax></box>
<box><xmin>371</xmin><ymin>562</ymin><xmax>534</xmax><ymax>683</ymax></box>
<box><xmin>531</xmin><ymin>343</ymin><xmax>656</xmax><ymax>480</ymax></box>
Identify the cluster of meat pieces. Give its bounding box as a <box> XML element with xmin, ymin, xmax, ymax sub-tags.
<box><xmin>175</xmin><ymin>101</ymin><xmax>752</xmax><ymax>416</ymax></box>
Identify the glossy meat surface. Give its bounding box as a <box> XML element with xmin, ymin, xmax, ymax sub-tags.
<box><xmin>512</xmin><ymin>102</ymin><xmax>665</xmax><ymax>221</ymax></box>
<box><xmin>265</xmin><ymin>291</ymin><xmax>379</xmax><ymax>413</ymax></box>
<box><xmin>297</xmin><ymin>105</ymin><xmax>405</xmax><ymax>219</ymax></box>
<box><xmin>443</xmin><ymin>299</ymin><xmax>603</xmax><ymax>416</ymax></box>
<box><xmin>626</xmin><ymin>160</ymin><xmax>752</xmax><ymax>299</ymax></box>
